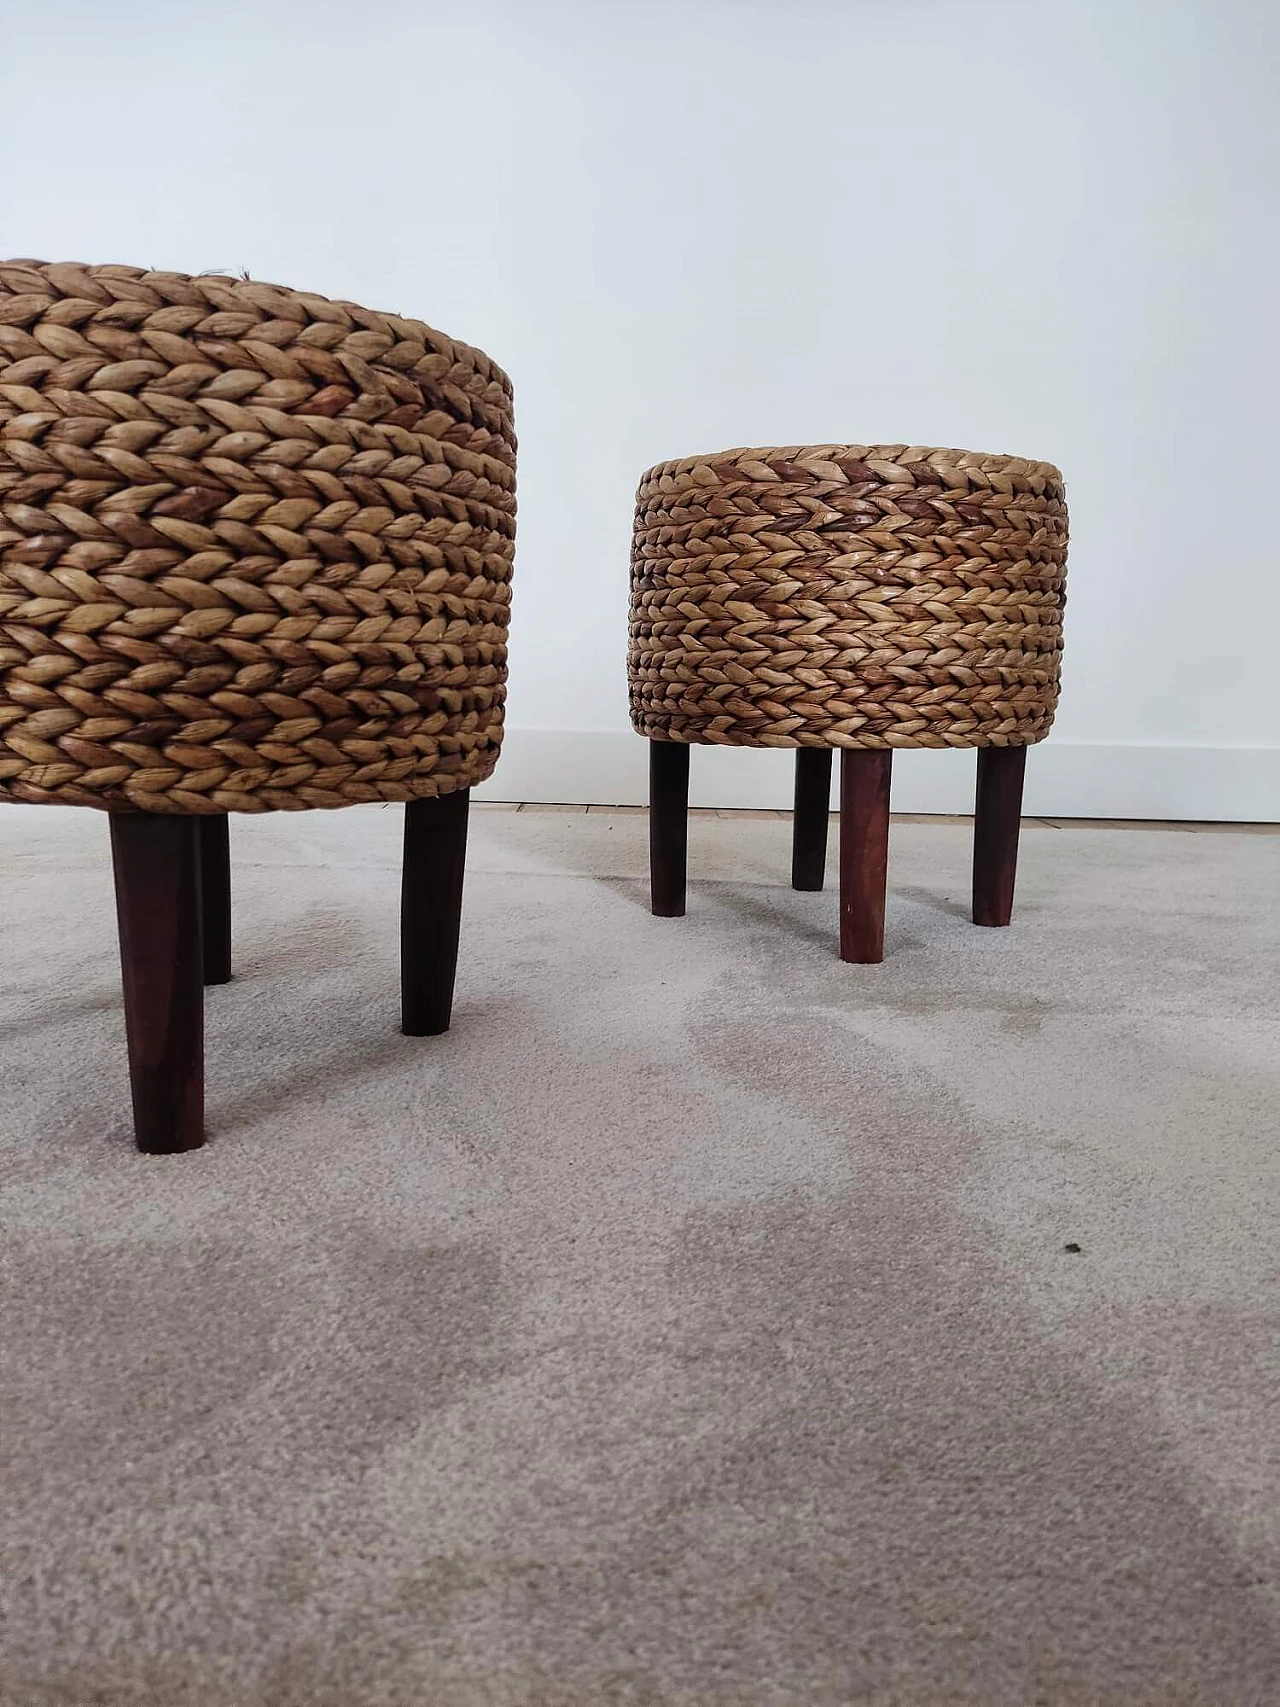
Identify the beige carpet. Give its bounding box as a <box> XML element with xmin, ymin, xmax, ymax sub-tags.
<box><xmin>1</xmin><ymin>803</ymin><xmax>1277</xmax><ymax>1706</ymax></box>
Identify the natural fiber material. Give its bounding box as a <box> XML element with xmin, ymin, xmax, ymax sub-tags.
<box><xmin>630</xmin><ymin>444</ymin><xmax>1066</xmax><ymax>749</ymax></box>
<box><xmin>0</xmin><ymin>262</ymin><xmax>515</xmax><ymax>813</ymax></box>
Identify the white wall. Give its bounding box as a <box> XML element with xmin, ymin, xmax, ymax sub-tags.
<box><xmin>4</xmin><ymin>0</ymin><xmax>1277</xmax><ymax>817</ymax></box>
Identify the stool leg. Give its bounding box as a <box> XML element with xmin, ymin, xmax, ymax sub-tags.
<box><xmin>839</xmin><ymin>749</ymin><xmax>892</xmax><ymax>964</ymax></box>
<box><xmin>401</xmin><ymin>790</ymin><xmax>470</xmax><ymax>1037</ymax></box>
<box><xmin>110</xmin><ymin>813</ymin><xmax>205</xmax><ymax>1154</ymax></box>
<box><xmin>792</xmin><ymin>747</ymin><xmax>833</xmax><ymax>891</ymax></box>
<box><xmin>649</xmin><ymin>740</ymin><xmax>689</xmax><ymax>917</ymax></box>
<box><xmin>973</xmin><ymin>746</ymin><xmax>1027</xmax><ymax>927</ymax></box>
<box><xmin>197</xmin><ymin>814</ymin><xmax>232</xmax><ymax>985</ymax></box>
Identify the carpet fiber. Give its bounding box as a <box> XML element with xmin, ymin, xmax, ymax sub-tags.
<box><xmin>1</xmin><ymin>804</ymin><xmax>1277</xmax><ymax>1705</ymax></box>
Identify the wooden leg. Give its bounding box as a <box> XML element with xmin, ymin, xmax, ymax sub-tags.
<box><xmin>109</xmin><ymin>813</ymin><xmax>205</xmax><ymax>1154</ymax></box>
<box><xmin>839</xmin><ymin>750</ymin><xmax>892</xmax><ymax>964</ymax></box>
<box><xmin>649</xmin><ymin>740</ymin><xmax>690</xmax><ymax>918</ymax></box>
<box><xmin>197</xmin><ymin>814</ymin><xmax>231</xmax><ymax>985</ymax></box>
<box><xmin>792</xmin><ymin>747</ymin><xmax>833</xmax><ymax>891</ymax></box>
<box><xmin>401</xmin><ymin>790</ymin><xmax>470</xmax><ymax>1037</ymax></box>
<box><xmin>973</xmin><ymin>745</ymin><xmax>1027</xmax><ymax>927</ymax></box>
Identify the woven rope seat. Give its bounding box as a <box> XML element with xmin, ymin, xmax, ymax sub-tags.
<box><xmin>0</xmin><ymin>260</ymin><xmax>516</xmax><ymax>814</ymax></box>
<box><xmin>631</xmin><ymin>442</ymin><xmax>1069</xmax><ymax>967</ymax></box>
<box><xmin>629</xmin><ymin>443</ymin><xmax>1066</xmax><ymax>751</ymax></box>
<box><xmin>0</xmin><ymin>261</ymin><xmax>515</xmax><ymax>1155</ymax></box>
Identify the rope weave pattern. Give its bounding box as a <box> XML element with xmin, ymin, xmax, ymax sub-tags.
<box><xmin>630</xmin><ymin>444</ymin><xmax>1066</xmax><ymax>749</ymax></box>
<box><xmin>0</xmin><ymin>261</ymin><xmax>515</xmax><ymax>813</ymax></box>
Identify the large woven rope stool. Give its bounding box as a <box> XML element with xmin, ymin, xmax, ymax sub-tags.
<box><xmin>629</xmin><ymin>444</ymin><xmax>1067</xmax><ymax>962</ymax></box>
<box><xmin>0</xmin><ymin>261</ymin><xmax>515</xmax><ymax>1153</ymax></box>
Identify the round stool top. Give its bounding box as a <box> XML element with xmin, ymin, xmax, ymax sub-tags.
<box><xmin>0</xmin><ymin>261</ymin><xmax>515</xmax><ymax>813</ymax></box>
<box><xmin>629</xmin><ymin>443</ymin><xmax>1066</xmax><ymax>750</ymax></box>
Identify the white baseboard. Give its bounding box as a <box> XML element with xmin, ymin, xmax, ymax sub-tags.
<box><xmin>476</xmin><ymin>730</ymin><xmax>1280</xmax><ymax>821</ymax></box>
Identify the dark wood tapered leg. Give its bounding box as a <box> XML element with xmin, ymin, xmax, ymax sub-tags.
<box><xmin>973</xmin><ymin>745</ymin><xmax>1027</xmax><ymax>927</ymax></box>
<box><xmin>109</xmin><ymin>813</ymin><xmax>205</xmax><ymax>1154</ymax></box>
<box><xmin>401</xmin><ymin>790</ymin><xmax>470</xmax><ymax>1037</ymax></box>
<box><xmin>792</xmin><ymin>747</ymin><xmax>833</xmax><ymax>891</ymax></box>
<box><xmin>649</xmin><ymin>740</ymin><xmax>690</xmax><ymax>918</ymax></box>
<box><xmin>839</xmin><ymin>749</ymin><xmax>893</xmax><ymax>964</ymax></box>
<box><xmin>197</xmin><ymin>814</ymin><xmax>231</xmax><ymax>985</ymax></box>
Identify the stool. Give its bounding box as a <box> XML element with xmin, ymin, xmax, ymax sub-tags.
<box><xmin>628</xmin><ymin>444</ymin><xmax>1067</xmax><ymax>961</ymax></box>
<box><xmin>0</xmin><ymin>261</ymin><xmax>515</xmax><ymax>1153</ymax></box>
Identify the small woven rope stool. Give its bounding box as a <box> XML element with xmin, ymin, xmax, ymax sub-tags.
<box><xmin>629</xmin><ymin>444</ymin><xmax>1067</xmax><ymax>961</ymax></box>
<box><xmin>0</xmin><ymin>261</ymin><xmax>515</xmax><ymax>1152</ymax></box>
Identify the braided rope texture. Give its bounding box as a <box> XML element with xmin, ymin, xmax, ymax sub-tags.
<box><xmin>0</xmin><ymin>261</ymin><xmax>515</xmax><ymax>813</ymax></box>
<box><xmin>630</xmin><ymin>444</ymin><xmax>1066</xmax><ymax>749</ymax></box>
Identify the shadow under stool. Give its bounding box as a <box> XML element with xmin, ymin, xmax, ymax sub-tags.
<box><xmin>648</xmin><ymin>740</ymin><xmax>1027</xmax><ymax>962</ymax></box>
